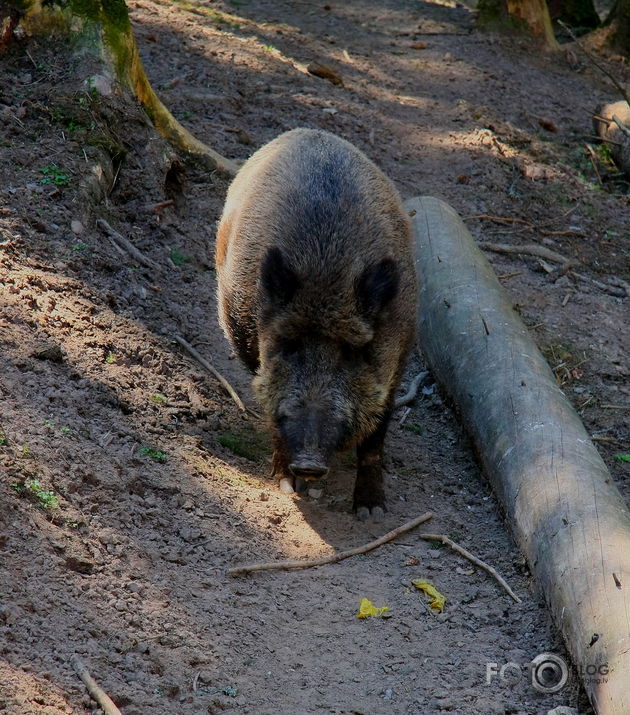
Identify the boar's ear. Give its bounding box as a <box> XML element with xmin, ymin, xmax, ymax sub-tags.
<box><xmin>356</xmin><ymin>258</ymin><xmax>399</xmax><ymax>316</ymax></box>
<box><xmin>261</xmin><ymin>247</ymin><xmax>299</xmax><ymax>307</ymax></box>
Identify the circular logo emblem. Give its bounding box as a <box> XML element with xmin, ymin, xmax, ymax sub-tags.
<box><xmin>530</xmin><ymin>653</ymin><xmax>569</xmax><ymax>693</ymax></box>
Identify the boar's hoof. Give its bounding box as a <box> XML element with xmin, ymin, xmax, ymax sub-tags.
<box><xmin>278</xmin><ymin>476</ymin><xmax>309</xmax><ymax>494</ymax></box>
<box><xmin>279</xmin><ymin>477</ymin><xmax>295</xmax><ymax>494</ymax></box>
<box><xmin>356</xmin><ymin>505</ymin><xmax>385</xmax><ymax>522</ymax></box>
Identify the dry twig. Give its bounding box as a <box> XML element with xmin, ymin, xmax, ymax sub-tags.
<box><xmin>612</xmin><ymin>115</ymin><xmax>630</xmax><ymax>138</ymax></box>
<box><xmin>465</xmin><ymin>215</ymin><xmax>585</xmax><ymax>238</ymax></box>
<box><xmin>479</xmin><ymin>242</ymin><xmax>571</xmax><ymax>265</ymax></box>
<box><xmin>419</xmin><ymin>533</ymin><xmax>521</xmax><ymax>603</ymax></box>
<box><xmin>585</xmin><ymin>143</ymin><xmax>603</xmax><ymax>185</ymax></box>
<box><xmin>173</xmin><ymin>334</ymin><xmax>255</xmax><ymax>416</ymax></box>
<box><xmin>71</xmin><ymin>655</ymin><xmax>122</xmax><ymax>715</ymax></box>
<box><xmin>96</xmin><ymin>218</ymin><xmax>159</xmax><ymax>270</ymax></box>
<box><xmin>228</xmin><ymin>511</ymin><xmax>434</xmax><ymax>575</ymax></box>
<box><xmin>146</xmin><ymin>200</ymin><xmax>175</xmax><ymax>213</ymax></box>
<box><xmin>395</xmin><ymin>371</ymin><xmax>429</xmax><ymax>408</ymax></box>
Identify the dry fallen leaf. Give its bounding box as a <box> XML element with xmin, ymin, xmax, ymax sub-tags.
<box><xmin>357</xmin><ymin>598</ymin><xmax>390</xmax><ymax>619</ymax></box>
<box><xmin>412</xmin><ymin>578</ymin><xmax>446</xmax><ymax>613</ymax></box>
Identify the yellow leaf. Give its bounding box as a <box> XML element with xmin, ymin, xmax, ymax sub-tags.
<box><xmin>357</xmin><ymin>597</ymin><xmax>390</xmax><ymax>619</ymax></box>
<box><xmin>412</xmin><ymin>578</ymin><xmax>446</xmax><ymax>613</ymax></box>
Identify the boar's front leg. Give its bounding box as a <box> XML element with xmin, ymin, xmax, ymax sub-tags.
<box><xmin>272</xmin><ymin>432</ymin><xmax>307</xmax><ymax>494</ymax></box>
<box><xmin>353</xmin><ymin>414</ymin><xmax>390</xmax><ymax>522</ymax></box>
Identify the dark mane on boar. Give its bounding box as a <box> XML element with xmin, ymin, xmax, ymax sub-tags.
<box><xmin>216</xmin><ymin>128</ymin><xmax>417</xmax><ymax>520</ymax></box>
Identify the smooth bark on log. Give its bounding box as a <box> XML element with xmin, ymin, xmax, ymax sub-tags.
<box><xmin>595</xmin><ymin>100</ymin><xmax>630</xmax><ymax>176</ymax></box>
<box><xmin>407</xmin><ymin>196</ymin><xmax>630</xmax><ymax>714</ymax></box>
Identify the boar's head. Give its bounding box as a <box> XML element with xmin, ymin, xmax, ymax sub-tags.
<box><xmin>253</xmin><ymin>246</ymin><xmax>400</xmax><ymax>479</ymax></box>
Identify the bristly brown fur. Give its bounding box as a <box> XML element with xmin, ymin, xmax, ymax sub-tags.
<box><xmin>215</xmin><ymin>128</ymin><xmax>417</xmax><ymax>516</ymax></box>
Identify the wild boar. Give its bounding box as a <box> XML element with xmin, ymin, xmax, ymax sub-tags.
<box><xmin>215</xmin><ymin>128</ymin><xmax>417</xmax><ymax>520</ymax></box>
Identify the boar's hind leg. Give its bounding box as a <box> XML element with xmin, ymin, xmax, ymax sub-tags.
<box><xmin>272</xmin><ymin>432</ymin><xmax>307</xmax><ymax>494</ymax></box>
<box><xmin>353</xmin><ymin>414</ymin><xmax>390</xmax><ymax>522</ymax></box>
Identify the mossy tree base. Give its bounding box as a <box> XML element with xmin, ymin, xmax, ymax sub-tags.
<box><xmin>477</xmin><ymin>0</ymin><xmax>558</xmax><ymax>48</ymax></box>
<box><xmin>3</xmin><ymin>0</ymin><xmax>238</xmax><ymax>176</ymax></box>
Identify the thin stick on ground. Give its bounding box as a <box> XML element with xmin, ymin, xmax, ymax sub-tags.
<box><xmin>558</xmin><ymin>20</ymin><xmax>630</xmax><ymax>107</ymax></box>
<box><xmin>479</xmin><ymin>242</ymin><xmax>572</xmax><ymax>265</ymax></box>
<box><xmin>465</xmin><ymin>215</ymin><xmax>585</xmax><ymax>237</ymax></box>
<box><xmin>96</xmin><ymin>218</ymin><xmax>159</xmax><ymax>270</ymax></box>
<box><xmin>173</xmin><ymin>334</ymin><xmax>255</xmax><ymax>416</ymax></box>
<box><xmin>228</xmin><ymin>511</ymin><xmax>434</xmax><ymax>576</ymax></box>
<box><xmin>585</xmin><ymin>143</ymin><xmax>603</xmax><ymax>186</ymax></box>
<box><xmin>612</xmin><ymin>115</ymin><xmax>630</xmax><ymax>138</ymax></box>
<box><xmin>419</xmin><ymin>533</ymin><xmax>521</xmax><ymax>603</ymax></box>
<box><xmin>70</xmin><ymin>655</ymin><xmax>122</xmax><ymax>715</ymax></box>
<box><xmin>394</xmin><ymin>370</ymin><xmax>429</xmax><ymax>408</ymax></box>
<box><xmin>464</xmin><ymin>214</ymin><xmax>530</xmax><ymax>225</ymax></box>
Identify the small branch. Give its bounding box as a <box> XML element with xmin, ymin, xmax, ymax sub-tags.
<box><xmin>173</xmin><ymin>334</ymin><xmax>255</xmax><ymax>416</ymax></box>
<box><xmin>585</xmin><ymin>143</ymin><xmax>603</xmax><ymax>186</ymax></box>
<box><xmin>479</xmin><ymin>242</ymin><xmax>572</xmax><ymax>265</ymax></box>
<box><xmin>145</xmin><ymin>199</ymin><xmax>175</xmax><ymax>213</ymax></box>
<box><xmin>465</xmin><ymin>214</ymin><xmax>529</xmax><ymax>225</ymax></box>
<box><xmin>587</xmin><ymin>132</ymin><xmax>623</xmax><ymax>147</ymax></box>
<box><xmin>570</xmin><ymin>271</ymin><xmax>628</xmax><ymax>297</ymax></box>
<box><xmin>228</xmin><ymin>511</ymin><xmax>434</xmax><ymax>576</ymax></box>
<box><xmin>398</xmin><ymin>406</ymin><xmax>411</xmax><ymax>426</ymax></box>
<box><xmin>558</xmin><ymin>20</ymin><xmax>630</xmax><ymax>107</ymax></box>
<box><xmin>612</xmin><ymin>115</ymin><xmax>630</xmax><ymax>138</ymax></box>
<box><xmin>96</xmin><ymin>218</ymin><xmax>159</xmax><ymax>270</ymax></box>
<box><xmin>465</xmin><ymin>215</ymin><xmax>585</xmax><ymax>237</ymax></box>
<box><xmin>419</xmin><ymin>533</ymin><xmax>521</xmax><ymax>603</ymax></box>
<box><xmin>394</xmin><ymin>371</ymin><xmax>429</xmax><ymax>408</ymax></box>
<box><xmin>71</xmin><ymin>655</ymin><xmax>122</xmax><ymax>715</ymax></box>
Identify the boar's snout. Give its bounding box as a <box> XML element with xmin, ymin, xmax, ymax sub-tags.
<box><xmin>289</xmin><ymin>456</ymin><xmax>329</xmax><ymax>479</ymax></box>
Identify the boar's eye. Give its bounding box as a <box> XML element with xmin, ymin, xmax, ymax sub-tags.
<box><xmin>277</xmin><ymin>337</ymin><xmax>303</xmax><ymax>358</ymax></box>
<box><xmin>261</xmin><ymin>247</ymin><xmax>300</xmax><ymax>308</ymax></box>
<box><xmin>356</xmin><ymin>258</ymin><xmax>399</xmax><ymax>317</ymax></box>
<box><xmin>340</xmin><ymin>342</ymin><xmax>365</xmax><ymax>363</ymax></box>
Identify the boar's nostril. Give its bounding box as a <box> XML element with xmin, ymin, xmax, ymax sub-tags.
<box><xmin>289</xmin><ymin>460</ymin><xmax>329</xmax><ymax>479</ymax></box>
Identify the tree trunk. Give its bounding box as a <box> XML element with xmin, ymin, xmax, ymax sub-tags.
<box><xmin>477</xmin><ymin>0</ymin><xmax>558</xmax><ymax>48</ymax></box>
<box><xmin>1</xmin><ymin>0</ymin><xmax>237</xmax><ymax>176</ymax></box>
<box><xmin>407</xmin><ymin>195</ymin><xmax>630</xmax><ymax>714</ymax></box>
<box><xmin>547</xmin><ymin>0</ymin><xmax>600</xmax><ymax>32</ymax></box>
<box><xmin>603</xmin><ymin>0</ymin><xmax>630</xmax><ymax>55</ymax></box>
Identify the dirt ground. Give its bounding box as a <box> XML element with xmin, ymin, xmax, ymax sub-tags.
<box><xmin>1</xmin><ymin>0</ymin><xmax>629</xmax><ymax>713</ymax></box>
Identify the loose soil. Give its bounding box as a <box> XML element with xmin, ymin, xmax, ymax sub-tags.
<box><xmin>1</xmin><ymin>1</ymin><xmax>628</xmax><ymax>713</ymax></box>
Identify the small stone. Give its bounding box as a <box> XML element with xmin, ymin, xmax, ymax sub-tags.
<box><xmin>547</xmin><ymin>708</ymin><xmax>578</xmax><ymax>715</ymax></box>
<box><xmin>259</xmin><ymin>491</ymin><xmax>269</xmax><ymax>501</ymax></box>
<box><xmin>71</xmin><ymin>220</ymin><xmax>84</xmax><ymax>234</ymax></box>
<box><xmin>32</xmin><ymin>343</ymin><xmax>64</xmax><ymax>363</ymax></box>
<box><xmin>306</xmin><ymin>61</ymin><xmax>343</xmax><ymax>86</ymax></box>
<box><xmin>308</xmin><ymin>488</ymin><xmax>323</xmax><ymax>499</ymax></box>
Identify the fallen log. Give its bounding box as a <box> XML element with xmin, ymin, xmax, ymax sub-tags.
<box><xmin>595</xmin><ymin>101</ymin><xmax>630</xmax><ymax>177</ymax></box>
<box><xmin>407</xmin><ymin>196</ymin><xmax>630</xmax><ymax>714</ymax></box>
